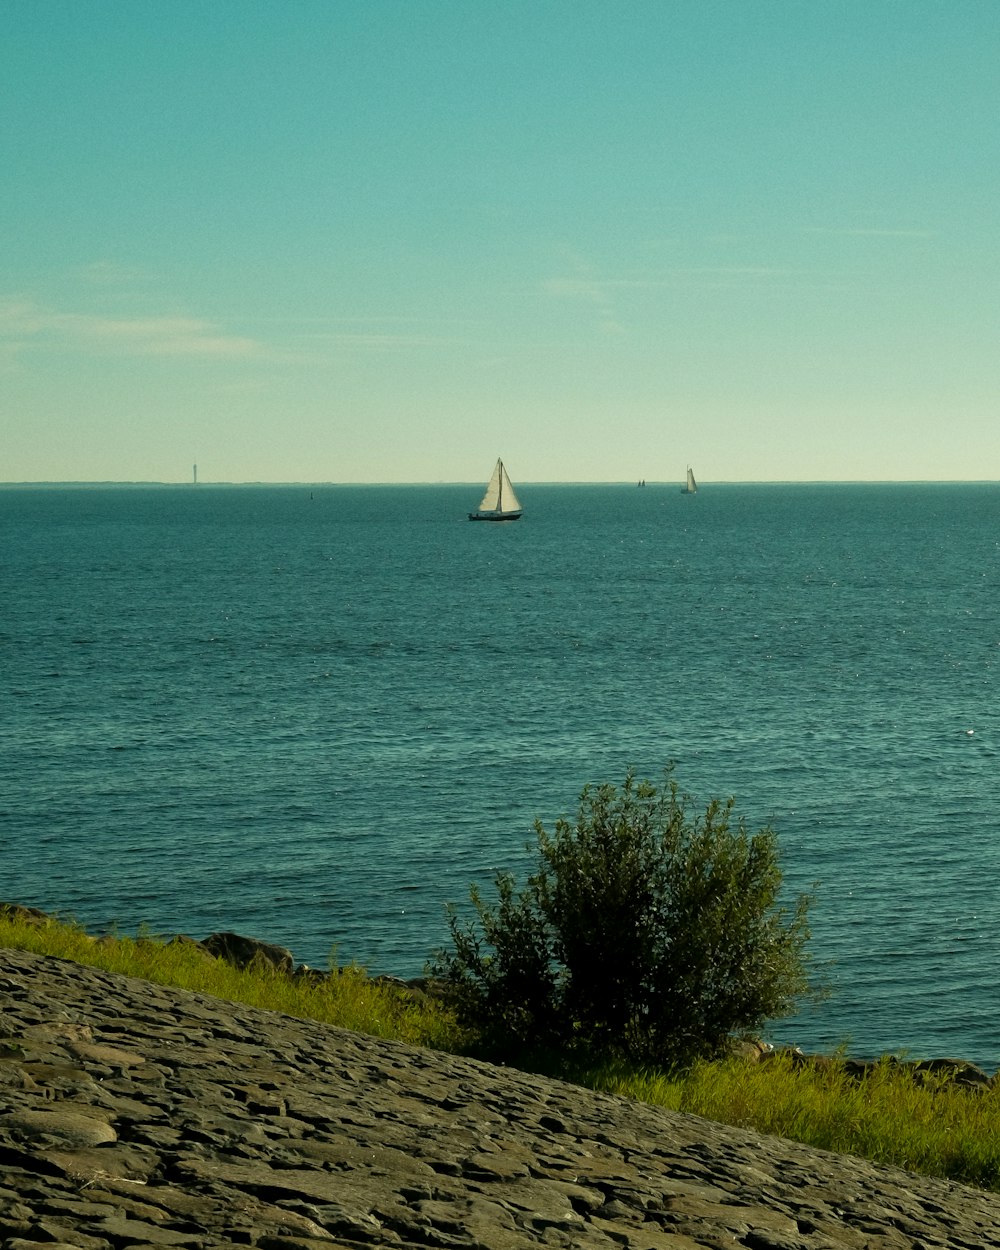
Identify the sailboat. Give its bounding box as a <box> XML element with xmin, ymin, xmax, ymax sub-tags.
<box><xmin>468</xmin><ymin>458</ymin><xmax>523</xmax><ymax>521</ymax></box>
<box><xmin>681</xmin><ymin>466</ymin><xmax>697</xmax><ymax>494</ymax></box>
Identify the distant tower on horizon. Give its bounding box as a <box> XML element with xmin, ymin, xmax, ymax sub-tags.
<box><xmin>193</xmin><ymin>463</ymin><xmax>198</xmax><ymax>485</ymax></box>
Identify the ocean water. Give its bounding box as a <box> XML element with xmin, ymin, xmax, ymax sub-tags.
<box><xmin>3</xmin><ymin>482</ymin><xmax>1000</xmax><ymax>1069</ymax></box>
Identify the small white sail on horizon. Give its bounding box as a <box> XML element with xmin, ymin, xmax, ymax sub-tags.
<box><xmin>682</xmin><ymin>466</ymin><xmax>697</xmax><ymax>494</ymax></box>
<box><xmin>468</xmin><ymin>458</ymin><xmax>523</xmax><ymax>521</ymax></box>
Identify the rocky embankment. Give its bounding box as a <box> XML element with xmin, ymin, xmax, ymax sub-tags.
<box><xmin>2</xmin><ymin>947</ymin><xmax>1000</xmax><ymax>1249</ymax></box>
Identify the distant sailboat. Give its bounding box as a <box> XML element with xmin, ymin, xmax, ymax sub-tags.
<box><xmin>468</xmin><ymin>458</ymin><xmax>523</xmax><ymax>521</ymax></box>
<box><xmin>681</xmin><ymin>466</ymin><xmax>697</xmax><ymax>494</ymax></box>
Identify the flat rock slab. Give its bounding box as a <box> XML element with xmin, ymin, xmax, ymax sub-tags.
<box><xmin>1</xmin><ymin>948</ymin><xmax>998</xmax><ymax>1248</ymax></box>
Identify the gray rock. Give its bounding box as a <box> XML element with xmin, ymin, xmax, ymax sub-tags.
<box><xmin>200</xmin><ymin>931</ymin><xmax>296</xmax><ymax>973</ymax></box>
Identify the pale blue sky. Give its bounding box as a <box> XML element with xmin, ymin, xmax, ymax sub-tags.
<box><xmin>2</xmin><ymin>1</ymin><xmax>998</xmax><ymax>483</ymax></box>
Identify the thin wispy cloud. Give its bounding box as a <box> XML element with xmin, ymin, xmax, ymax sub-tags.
<box><xmin>0</xmin><ymin>298</ymin><xmax>478</xmax><ymax>372</ymax></box>
<box><xmin>802</xmin><ymin>227</ymin><xmax>934</xmax><ymax>239</ymax></box>
<box><xmin>541</xmin><ymin>276</ymin><xmax>611</xmax><ymax>300</ymax></box>
<box><xmin>75</xmin><ymin>260</ymin><xmax>155</xmax><ymax>286</ymax></box>
<box><xmin>301</xmin><ymin>330</ymin><xmax>457</xmax><ymax>351</ymax></box>
<box><xmin>666</xmin><ymin>266</ymin><xmax>806</xmax><ymax>278</ymax></box>
<box><xmin>541</xmin><ymin>253</ymin><xmax>625</xmax><ymax>335</ymax></box>
<box><xmin>542</xmin><ymin>265</ymin><xmax>810</xmax><ymax>301</ymax></box>
<box><xmin>0</xmin><ymin>300</ymin><xmax>264</xmax><ymax>359</ymax></box>
<box><xmin>70</xmin><ymin>314</ymin><xmax>261</xmax><ymax>358</ymax></box>
<box><xmin>0</xmin><ymin>300</ymin><xmax>48</xmax><ymax>336</ymax></box>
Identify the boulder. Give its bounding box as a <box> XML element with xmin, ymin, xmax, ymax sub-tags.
<box><xmin>0</xmin><ymin>902</ymin><xmax>57</xmax><ymax>927</ymax></box>
<box><xmin>760</xmin><ymin>1047</ymin><xmax>994</xmax><ymax>1090</ymax></box>
<box><xmin>200</xmin><ymin>931</ymin><xmax>294</xmax><ymax>974</ymax></box>
<box><xmin>728</xmin><ymin>1037</ymin><xmax>773</xmax><ymax>1062</ymax></box>
<box><xmin>907</xmin><ymin>1057</ymin><xmax>992</xmax><ymax>1090</ymax></box>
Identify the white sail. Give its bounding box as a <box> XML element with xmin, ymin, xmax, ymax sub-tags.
<box><xmin>684</xmin><ymin>466</ymin><xmax>697</xmax><ymax>493</ymax></box>
<box><xmin>470</xmin><ymin>458</ymin><xmax>522</xmax><ymax>520</ymax></box>
<box><xmin>497</xmin><ymin>462</ymin><xmax>521</xmax><ymax>513</ymax></box>
<box><xmin>477</xmin><ymin>459</ymin><xmax>503</xmax><ymax>511</ymax></box>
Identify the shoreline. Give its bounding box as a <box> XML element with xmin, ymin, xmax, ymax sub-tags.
<box><xmin>3</xmin><ymin>901</ymin><xmax>995</xmax><ymax>1083</ymax></box>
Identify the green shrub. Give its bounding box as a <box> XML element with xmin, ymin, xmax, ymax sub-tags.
<box><xmin>433</xmin><ymin>770</ymin><xmax>817</xmax><ymax>1068</ymax></box>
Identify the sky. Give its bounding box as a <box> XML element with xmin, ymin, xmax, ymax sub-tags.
<box><xmin>2</xmin><ymin>1</ymin><xmax>998</xmax><ymax>484</ymax></box>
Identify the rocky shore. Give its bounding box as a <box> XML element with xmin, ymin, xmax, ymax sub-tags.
<box><xmin>2</xmin><ymin>945</ymin><xmax>1000</xmax><ymax>1249</ymax></box>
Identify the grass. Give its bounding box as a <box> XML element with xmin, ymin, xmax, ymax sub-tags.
<box><xmin>581</xmin><ymin>1051</ymin><xmax>1000</xmax><ymax>1193</ymax></box>
<box><xmin>4</xmin><ymin>912</ymin><xmax>1000</xmax><ymax>1193</ymax></box>
<box><xmin>0</xmin><ymin>912</ymin><xmax>467</xmax><ymax>1053</ymax></box>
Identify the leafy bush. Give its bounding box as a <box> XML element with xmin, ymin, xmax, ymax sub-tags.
<box><xmin>433</xmin><ymin>770</ymin><xmax>816</xmax><ymax>1068</ymax></box>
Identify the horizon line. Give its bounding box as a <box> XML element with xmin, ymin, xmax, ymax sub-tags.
<box><xmin>2</xmin><ymin>478</ymin><xmax>998</xmax><ymax>489</ymax></box>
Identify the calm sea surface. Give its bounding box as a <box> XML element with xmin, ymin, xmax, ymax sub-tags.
<box><xmin>3</xmin><ymin>482</ymin><xmax>1000</xmax><ymax>1068</ymax></box>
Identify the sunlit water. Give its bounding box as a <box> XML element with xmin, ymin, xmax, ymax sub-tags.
<box><xmin>3</xmin><ymin>482</ymin><xmax>999</xmax><ymax>1067</ymax></box>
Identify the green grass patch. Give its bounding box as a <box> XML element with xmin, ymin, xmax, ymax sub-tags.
<box><xmin>0</xmin><ymin>913</ymin><xmax>467</xmax><ymax>1053</ymax></box>
<box><xmin>581</xmin><ymin>1050</ymin><xmax>1000</xmax><ymax>1193</ymax></box>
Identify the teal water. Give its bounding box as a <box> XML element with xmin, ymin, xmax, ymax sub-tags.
<box><xmin>3</xmin><ymin>482</ymin><xmax>999</xmax><ymax>1067</ymax></box>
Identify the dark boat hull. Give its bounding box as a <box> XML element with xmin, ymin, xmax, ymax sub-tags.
<box><xmin>468</xmin><ymin>511</ymin><xmax>522</xmax><ymax>521</ymax></box>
